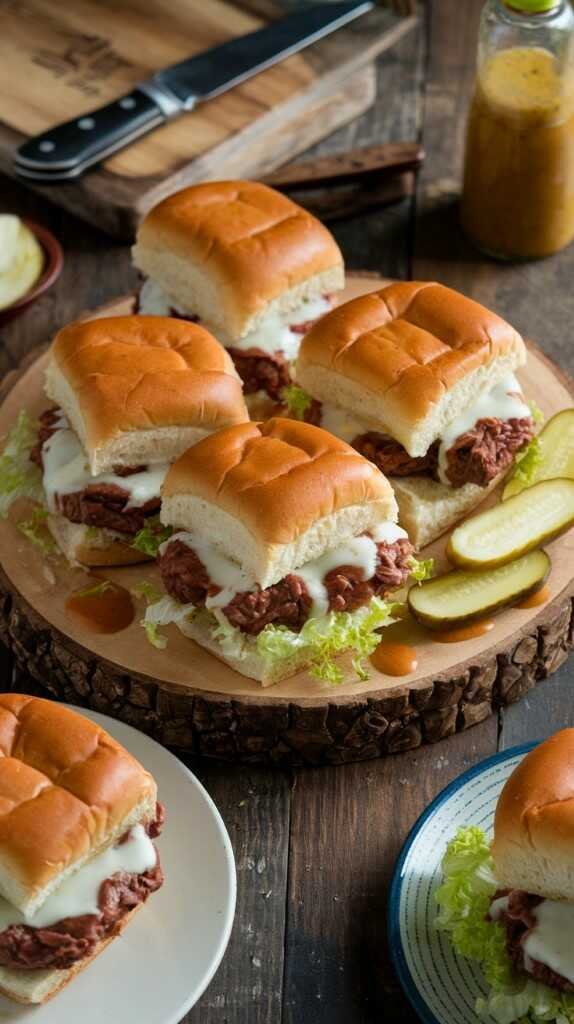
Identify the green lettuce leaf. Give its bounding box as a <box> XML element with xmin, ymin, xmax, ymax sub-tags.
<box><xmin>256</xmin><ymin>595</ymin><xmax>397</xmax><ymax>685</ymax></box>
<box><xmin>141</xmin><ymin>594</ymin><xmax>197</xmax><ymax>650</ymax></box>
<box><xmin>281</xmin><ymin>384</ymin><xmax>313</xmax><ymax>420</ymax></box>
<box><xmin>409</xmin><ymin>556</ymin><xmax>434</xmax><ymax>583</ymax></box>
<box><xmin>75</xmin><ymin>580</ymin><xmax>113</xmax><ymax>599</ymax></box>
<box><xmin>131</xmin><ymin>580</ymin><xmax>163</xmax><ymax>604</ymax></box>
<box><xmin>17</xmin><ymin>506</ymin><xmax>55</xmax><ymax>555</ymax></box>
<box><xmin>0</xmin><ymin>410</ymin><xmax>43</xmax><ymax>516</ymax></box>
<box><xmin>131</xmin><ymin>520</ymin><xmax>172</xmax><ymax>557</ymax></box>
<box><xmin>511</xmin><ymin>435</ymin><xmax>543</xmax><ymax>487</ymax></box>
<box><xmin>436</xmin><ymin>825</ymin><xmax>574</xmax><ymax>1023</ymax></box>
<box><xmin>529</xmin><ymin>399</ymin><xmax>545</xmax><ymax>425</ymax></box>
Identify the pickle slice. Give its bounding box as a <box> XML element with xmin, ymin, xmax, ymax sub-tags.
<box><xmin>408</xmin><ymin>549</ymin><xmax>550</xmax><ymax>630</ymax></box>
<box><xmin>447</xmin><ymin>478</ymin><xmax>574</xmax><ymax>570</ymax></box>
<box><xmin>503</xmin><ymin>408</ymin><xmax>574</xmax><ymax>500</ymax></box>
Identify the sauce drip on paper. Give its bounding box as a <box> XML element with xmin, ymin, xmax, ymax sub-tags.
<box><xmin>65</xmin><ymin>578</ymin><xmax>134</xmax><ymax>634</ymax></box>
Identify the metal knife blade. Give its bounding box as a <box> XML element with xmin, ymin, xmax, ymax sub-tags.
<box><xmin>14</xmin><ymin>1</ymin><xmax>373</xmax><ymax>182</ymax></box>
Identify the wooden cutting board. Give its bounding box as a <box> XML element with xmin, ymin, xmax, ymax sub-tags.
<box><xmin>0</xmin><ymin>0</ymin><xmax>416</xmax><ymax>237</ymax></box>
<box><xmin>0</xmin><ymin>274</ymin><xmax>573</xmax><ymax>766</ymax></box>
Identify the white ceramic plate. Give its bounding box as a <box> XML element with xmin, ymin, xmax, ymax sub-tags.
<box><xmin>388</xmin><ymin>743</ymin><xmax>536</xmax><ymax>1024</ymax></box>
<box><xmin>0</xmin><ymin>707</ymin><xmax>236</xmax><ymax>1024</ymax></box>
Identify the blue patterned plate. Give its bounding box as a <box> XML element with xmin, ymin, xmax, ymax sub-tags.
<box><xmin>388</xmin><ymin>743</ymin><xmax>537</xmax><ymax>1024</ymax></box>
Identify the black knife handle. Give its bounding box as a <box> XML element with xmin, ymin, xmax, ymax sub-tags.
<box><xmin>15</xmin><ymin>88</ymin><xmax>166</xmax><ymax>174</ymax></box>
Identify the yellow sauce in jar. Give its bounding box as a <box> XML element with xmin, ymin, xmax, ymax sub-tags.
<box><xmin>461</xmin><ymin>46</ymin><xmax>574</xmax><ymax>259</ymax></box>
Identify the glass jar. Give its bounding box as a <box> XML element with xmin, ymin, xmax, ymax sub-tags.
<box><xmin>460</xmin><ymin>0</ymin><xmax>574</xmax><ymax>260</ymax></box>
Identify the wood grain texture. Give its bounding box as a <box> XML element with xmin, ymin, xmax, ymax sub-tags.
<box><xmin>0</xmin><ymin>0</ymin><xmax>415</xmax><ymax>235</ymax></box>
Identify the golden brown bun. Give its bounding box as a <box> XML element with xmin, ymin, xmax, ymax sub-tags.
<box><xmin>492</xmin><ymin>729</ymin><xmax>574</xmax><ymax>900</ymax></box>
<box><xmin>132</xmin><ymin>180</ymin><xmax>344</xmax><ymax>340</ymax></box>
<box><xmin>0</xmin><ymin>901</ymin><xmax>144</xmax><ymax>1005</ymax></box>
<box><xmin>45</xmin><ymin>315</ymin><xmax>249</xmax><ymax>474</ymax></box>
<box><xmin>0</xmin><ymin>694</ymin><xmax>157</xmax><ymax>917</ymax></box>
<box><xmin>296</xmin><ymin>282</ymin><xmax>526</xmax><ymax>457</ymax></box>
<box><xmin>161</xmin><ymin>417</ymin><xmax>398</xmax><ymax>588</ymax></box>
<box><xmin>47</xmin><ymin>515</ymin><xmax>152</xmax><ymax>567</ymax></box>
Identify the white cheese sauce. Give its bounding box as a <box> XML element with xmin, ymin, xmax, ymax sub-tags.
<box><xmin>42</xmin><ymin>420</ymin><xmax>169</xmax><ymax>511</ymax></box>
<box><xmin>523</xmin><ymin>899</ymin><xmax>574</xmax><ymax>984</ymax></box>
<box><xmin>137</xmin><ymin>277</ymin><xmax>190</xmax><ymax>318</ymax></box>
<box><xmin>488</xmin><ymin>895</ymin><xmax>509</xmax><ymax>920</ymax></box>
<box><xmin>138</xmin><ymin>279</ymin><xmax>332</xmax><ymax>360</ymax></box>
<box><xmin>0</xmin><ymin>825</ymin><xmax>157</xmax><ymax>930</ymax></box>
<box><xmin>437</xmin><ymin>374</ymin><xmax>531</xmax><ymax>485</ymax></box>
<box><xmin>165</xmin><ymin>522</ymin><xmax>405</xmax><ymax>620</ymax></box>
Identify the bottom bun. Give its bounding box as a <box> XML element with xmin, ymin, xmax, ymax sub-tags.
<box><xmin>48</xmin><ymin>514</ymin><xmax>151</xmax><ymax>567</ymax></box>
<box><xmin>0</xmin><ymin>903</ymin><xmax>142</xmax><ymax>1005</ymax></box>
<box><xmin>178</xmin><ymin>612</ymin><xmax>315</xmax><ymax>687</ymax></box>
<box><xmin>391</xmin><ymin>473</ymin><xmax>503</xmax><ymax>549</ymax></box>
<box><xmin>244</xmin><ymin>391</ymin><xmax>283</xmax><ymax>421</ymax></box>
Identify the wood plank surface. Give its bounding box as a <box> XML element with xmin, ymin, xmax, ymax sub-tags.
<box><xmin>2</xmin><ymin>1</ymin><xmax>574</xmax><ymax>1022</ymax></box>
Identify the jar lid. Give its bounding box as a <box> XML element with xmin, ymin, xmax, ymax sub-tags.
<box><xmin>504</xmin><ymin>0</ymin><xmax>558</xmax><ymax>11</ymax></box>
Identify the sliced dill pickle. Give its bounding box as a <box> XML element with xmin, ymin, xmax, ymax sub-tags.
<box><xmin>447</xmin><ymin>478</ymin><xmax>574</xmax><ymax>570</ymax></box>
<box><xmin>503</xmin><ymin>408</ymin><xmax>574</xmax><ymax>500</ymax></box>
<box><xmin>408</xmin><ymin>550</ymin><xmax>550</xmax><ymax>630</ymax></box>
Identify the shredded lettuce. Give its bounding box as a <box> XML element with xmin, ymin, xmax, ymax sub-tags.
<box><xmin>131</xmin><ymin>580</ymin><xmax>163</xmax><ymax>604</ymax></box>
<box><xmin>85</xmin><ymin>525</ymin><xmax>100</xmax><ymax>541</ymax></box>
<box><xmin>256</xmin><ymin>595</ymin><xmax>397</xmax><ymax>685</ymax></box>
<box><xmin>436</xmin><ymin>825</ymin><xmax>574</xmax><ymax>1023</ymax></box>
<box><xmin>131</xmin><ymin>520</ymin><xmax>172</xmax><ymax>557</ymax></box>
<box><xmin>17</xmin><ymin>505</ymin><xmax>55</xmax><ymax>554</ymax></box>
<box><xmin>0</xmin><ymin>410</ymin><xmax>43</xmax><ymax>516</ymax></box>
<box><xmin>75</xmin><ymin>580</ymin><xmax>113</xmax><ymax>599</ymax></box>
<box><xmin>529</xmin><ymin>399</ymin><xmax>545</xmax><ymax>426</ymax></box>
<box><xmin>141</xmin><ymin>594</ymin><xmax>196</xmax><ymax>650</ymax></box>
<box><xmin>409</xmin><ymin>556</ymin><xmax>434</xmax><ymax>583</ymax></box>
<box><xmin>511</xmin><ymin>435</ymin><xmax>543</xmax><ymax>487</ymax></box>
<box><xmin>281</xmin><ymin>384</ymin><xmax>313</xmax><ymax>420</ymax></box>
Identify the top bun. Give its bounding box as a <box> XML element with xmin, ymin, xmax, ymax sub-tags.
<box><xmin>45</xmin><ymin>315</ymin><xmax>249</xmax><ymax>475</ymax></box>
<box><xmin>296</xmin><ymin>282</ymin><xmax>526</xmax><ymax>457</ymax></box>
<box><xmin>161</xmin><ymin>417</ymin><xmax>397</xmax><ymax>588</ymax></box>
<box><xmin>0</xmin><ymin>694</ymin><xmax>157</xmax><ymax>918</ymax></box>
<box><xmin>492</xmin><ymin>729</ymin><xmax>574</xmax><ymax>900</ymax></box>
<box><xmin>132</xmin><ymin>180</ymin><xmax>344</xmax><ymax>342</ymax></box>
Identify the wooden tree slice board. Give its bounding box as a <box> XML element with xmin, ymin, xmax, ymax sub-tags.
<box><xmin>0</xmin><ymin>274</ymin><xmax>573</xmax><ymax>765</ymax></box>
<box><xmin>0</xmin><ymin>0</ymin><xmax>415</xmax><ymax>237</ymax></box>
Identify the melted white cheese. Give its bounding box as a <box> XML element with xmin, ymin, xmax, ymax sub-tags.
<box><xmin>488</xmin><ymin>895</ymin><xmax>509</xmax><ymax>920</ymax></box>
<box><xmin>523</xmin><ymin>899</ymin><xmax>574</xmax><ymax>984</ymax></box>
<box><xmin>319</xmin><ymin>402</ymin><xmax>370</xmax><ymax>445</ymax></box>
<box><xmin>139</xmin><ymin>279</ymin><xmax>332</xmax><ymax>360</ymax></box>
<box><xmin>138</xmin><ymin>277</ymin><xmax>190</xmax><ymax>317</ymax></box>
<box><xmin>0</xmin><ymin>825</ymin><xmax>157</xmax><ymax>929</ymax></box>
<box><xmin>42</xmin><ymin>421</ymin><xmax>169</xmax><ymax>511</ymax></box>
<box><xmin>437</xmin><ymin>375</ymin><xmax>531</xmax><ymax>485</ymax></box>
<box><xmin>165</xmin><ymin>523</ymin><xmax>403</xmax><ymax>619</ymax></box>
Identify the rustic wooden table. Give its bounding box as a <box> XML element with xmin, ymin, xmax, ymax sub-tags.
<box><xmin>2</xmin><ymin>2</ymin><xmax>574</xmax><ymax>1021</ymax></box>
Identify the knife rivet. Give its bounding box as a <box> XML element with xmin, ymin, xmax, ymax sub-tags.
<box><xmin>78</xmin><ymin>117</ymin><xmax>96</xmax><ymax>130</ymax></box>
<box><xmin>39</xmin><ymin>140</ymin><xmax>55</xmax><ymax>153</ymax></box>
<box><xmin>120</xmin><ymin>97</ymin><xmax>137</xmax><ymax>110</ymax></box>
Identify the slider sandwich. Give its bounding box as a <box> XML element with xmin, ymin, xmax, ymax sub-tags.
<box><xmin>145</xmin><ymin>417</ymin><xmax>428</xmax><ymax>686</ymax></box>
<box><xmin>132</xmin><ymin>180</ymin><xmax>344</xmax><ymax>414</ymax></box>
<box><xmin>293</xmin><ymin>281</ymin><xmax>535</xmax><ymax>547</ymax></box>
<box><xmin>29</xmin><ymin>315</ymin><xmax>248</xmax><ymax>565</ymax></box>
<box><xmin>437</xmin><ymin>729</ymin><xmax>574</xmax><ymax>1023</ymax></box>
<box><xmin>0</xmin><ymin>694</ymin><xmax>164</xmax><ymax>1005</ymax></box>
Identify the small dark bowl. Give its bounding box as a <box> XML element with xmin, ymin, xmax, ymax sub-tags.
<box><xmin>0</xmin><ymin>219</ymin><xmax>64</xmax><ymax>326</ymax></box>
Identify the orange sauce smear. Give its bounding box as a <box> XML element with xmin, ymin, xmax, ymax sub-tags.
<box><xmin>371</xmin><ymin>641</ymin><xmax>418</xmax><ymax>677</ymax></box>
<box><xmin>516</xmin><ymin>584</ymin><xmax>550</xmax><ymax>610</ymax></box>
<box><xmin>65</xmin><ymin>578</ymin><xmax>134</xmax><ymax>634</ymax></box>
<box><xmin>433</xmin><ymin>619</ymin><xmax>495</xmax><ymax>644</ymax></box>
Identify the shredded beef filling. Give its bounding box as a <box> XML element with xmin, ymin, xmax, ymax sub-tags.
<box><xmin>158</xmin><ymin>537</ymin><xmax>414</xmax><ymax>636</ymax></box>
<box><xmin>492</xmin><ymin>889</ymin><xmax>574</xmax><ymax>993</ymax></box>
<box><xmin>353</xmin><ymin>433</ymin><xmax>439</xmax><ymax>478</ymax></box>
<box><xmin>0</xmin><ymin>804</ymin><xmax>165</xmax><ymax>971</ymax></box>
<box><xmin>227</xmin><ymin>347</ymin><xmax>291</xmax><ymax>399</ymax></box>
<box><xmin>31</xmin><ymin>408</ymin><xmax>161</xmax><ymax>535</ymax></box>
<box><xmin>444</xmin><ymin>416</ymin><xmax>534</xmax><ymax>488</ymax></box>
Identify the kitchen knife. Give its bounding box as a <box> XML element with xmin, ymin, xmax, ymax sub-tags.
<box><xmin>14</xmin><ymin>1</ymin><xmax>373</xmax><ymax>182</ymax></box>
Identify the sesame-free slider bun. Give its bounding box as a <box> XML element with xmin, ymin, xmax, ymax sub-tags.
<box><xmin>0</xmin><ymin>694</ymin><xmax>157</xmax><ymax>918</ymax></box>
<box><xmin>132</xmin><ymin>180</ymin><xmax>344</xmax><ymax>342</ymax></box>
<box><xmin>492</xmin><ymin>729</ymin><xmax>574</xmax><ymax>901</ymax></box>
<box><xmin>161</xmin><ymin>417</ymin><xmax>398</xmax><ymax>590</ymax></box>
<box><xmin>44</xmin><ymin>315</ymin><xmax>249</xmax><ymax>475</ymax></box>
<box><xmin>296</xmin><ymin>281</ymin><xmax>527</xmax><ymax>458</ymax></box>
